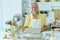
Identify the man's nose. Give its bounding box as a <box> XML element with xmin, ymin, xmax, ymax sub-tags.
<box><xmin>33</xmin><ymin>8</ymin><xmax>36</xmax><ymax>10</ymax></box>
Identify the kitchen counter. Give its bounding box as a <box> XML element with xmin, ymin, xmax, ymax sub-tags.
<box><xmin>0</xmin><ymin>28</ymin><xmax>60</xmax><ymax>40</ymax></box>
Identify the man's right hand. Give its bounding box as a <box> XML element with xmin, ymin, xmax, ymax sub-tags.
<box><xmin>22</xmin><ymin>26</ymin><xmax>28</xmax><ymax>32</ymax></box>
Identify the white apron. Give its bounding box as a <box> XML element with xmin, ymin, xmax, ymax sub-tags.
<box><xmin>23</xmin><ymin>18</ymin><xmax>42</xmax><ymax>34</ymax></box>
<box><xmin>30</xmin><ymin>19</ymin><xmax>41</xmax><ymax>33</ymax></box>
<box><xmin>23</xmin><ymin>18</ymin><xmax>43</xmax><ymax>40</ymax></box>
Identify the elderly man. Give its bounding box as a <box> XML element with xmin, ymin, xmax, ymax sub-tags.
<box><xmin>22</xmin><ymin>2</ymin><xmax>48</xmax><ymax>40</ymax></box>
<box><xmin>23</xmin><ymin>2</ymin><xmax>47</xmax><ymax>32</ymax></box>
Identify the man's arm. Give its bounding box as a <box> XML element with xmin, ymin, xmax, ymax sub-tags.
<box><xmin>22</xmin><ymin>15</ymin><xmax>30</xmax><ymax>31</ymax></box>
<box><xmin>41</xmin><ymin>25</ymin><xmax>48</xmax><ymax>32</ymax></box>
<box><xmin>41</xmin><ymin>15</ymin><xmax>48</xmax><ymax>32</ymax></box>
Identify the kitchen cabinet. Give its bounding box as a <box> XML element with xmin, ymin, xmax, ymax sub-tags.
<box><xmin>54</xmin><ymin>9</ymin><xmax>60</xmax><ymax>20</ymax></box>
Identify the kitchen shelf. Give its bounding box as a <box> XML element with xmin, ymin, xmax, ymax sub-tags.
<box><xmin>36</xmin><ymin>0</ymin><xmax>60</xmax><ymax>2</ymax></box>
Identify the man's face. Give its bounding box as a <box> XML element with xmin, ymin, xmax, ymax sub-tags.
<box><xmin>31</xmin><ymin>4</ymin><xmax>38</xmax><ymax>14</ymax></box>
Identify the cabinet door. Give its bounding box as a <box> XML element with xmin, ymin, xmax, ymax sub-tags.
<box><xmin>54</xmin><ymin>9</ymin><xmax>60</xmax><ymax>20</ymax></box>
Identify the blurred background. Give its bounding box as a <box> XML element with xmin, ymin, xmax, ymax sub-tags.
<box><xmin>0</xmin><ymin>0</ymin><xmax>60</xmax><ymax>40</ymax></box>
<box><xmin>0</xmin><ymin>0</ymin><xmax>22</xmax><ymax>40</ymax></box>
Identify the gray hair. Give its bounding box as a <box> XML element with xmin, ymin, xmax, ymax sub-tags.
<box><xmin>28</xmin><ymin>1</ymin><xmax>38</xmax><ymax>8</ymax></box>
<box><xmin>28</xmin><ymin>1</ymin><xmax>39</xmax><ymax>13</ymax></box>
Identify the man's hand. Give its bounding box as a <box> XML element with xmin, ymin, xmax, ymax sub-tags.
<box><xmin>22</xmin><ymin>26</ymin><xmax>28</xmax><ymax>32</ymax></box>
<box><xmin>41</xmin><ymin>25</ymin><xmax>48</xmax><ymax>32</ymax></box>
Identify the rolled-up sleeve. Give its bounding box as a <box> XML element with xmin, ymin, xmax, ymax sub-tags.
<box><xmin>24</xmin><ymin>15</ymin><xmax>30</xmax><ymax>27</ymax></box>
<box><xmin>44</xmin><ymin>16</ymin><xmax>47</xmax><ymax>26</ymax></box>
<box><xmin>41</xmin><ymin>15</ymin><xmax>47</xmax><ymax>27</ymax></box>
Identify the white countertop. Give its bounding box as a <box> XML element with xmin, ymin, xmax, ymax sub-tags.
<box><xmin>0</xmin><ymin>30</ymin><xmax>60</xmax><ymax>40</ymax></box>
